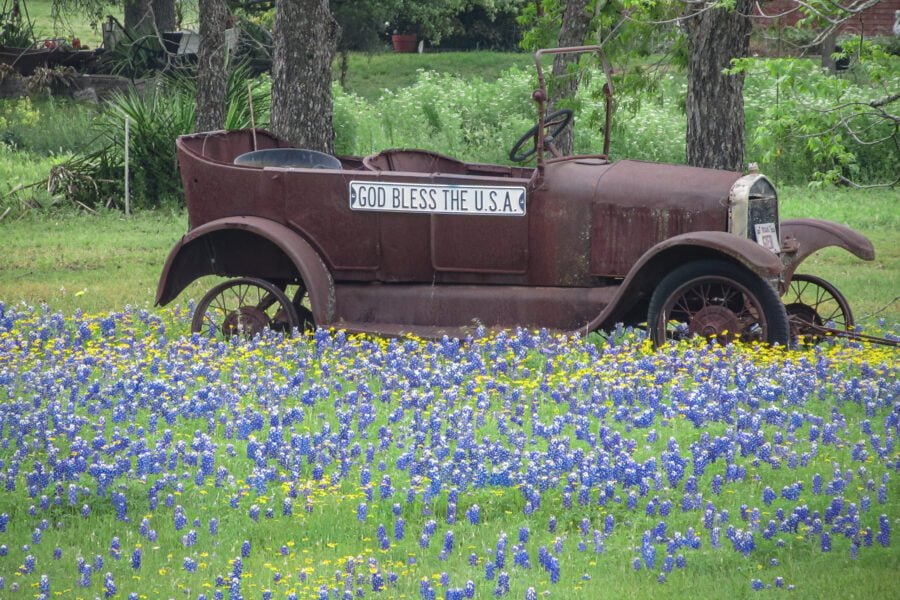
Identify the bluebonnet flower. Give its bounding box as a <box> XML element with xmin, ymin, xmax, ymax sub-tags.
<box><xmin>104</xmin><ymin>572</ymin><xmax>116</xmax><ymax>598</ymax></box>
<box><xmin>377</xmin><ymin>524</ymin><xmax>390</xmax><ymax>550</ymax></box>
<box><xmin>494</xmin><ymin>571</ymin><xmax>510</xmax><ymax>596</ymax></box>
<box><xmin>877</xmin><ymin>514</ymin><xmax>890</xmax><ymax>547</ymax></box>
<box><xmin>467</xmin><ymin>505</ymin><xmax>481</xmax><ymax>526</ymax></box>
<box><xmin>464</xmin><ymin>580</ymin><xmax>475</xmax><ymax>598</ymax></box>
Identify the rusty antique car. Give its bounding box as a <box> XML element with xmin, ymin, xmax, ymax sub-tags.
<box><xmin>157</xmin><ymin>46</ymin><xmax>876</xmax><ymax>345</ymax></box>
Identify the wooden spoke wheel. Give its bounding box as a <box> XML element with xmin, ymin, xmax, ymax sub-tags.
<box><xmin>648</xmin><ymin>259</ymin><xmax>790</xmax><ymax>347</ymax></box>
<box><xmin>783</xmin><ymin>273</ymin><xmax>854</xmax><ymax>344</ymax></box>
<box><xmin>192</xmin><ymin>277</ymin><xmax>299</xmax><ymax>338</ymax></box>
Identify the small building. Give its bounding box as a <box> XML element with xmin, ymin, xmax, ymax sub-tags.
<box><xmin>754</xmin><ymin>0</ymin><xmax>900</xmax><ymax>36</ymax></box>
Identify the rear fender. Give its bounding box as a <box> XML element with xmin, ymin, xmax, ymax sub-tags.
<box><xmin>583</xmin><ymin>231</ymin><xmax>783</xmax><ymax>332</ymax></box>
<box><xmin>156</xmin><ymin>216</ymin><xmax>335</xmax><ymax>324</ymax></box>
<box><xmin>780</xmin><ymin>218</ymin><xmax>874</xmax><ymax>283</ymax></box>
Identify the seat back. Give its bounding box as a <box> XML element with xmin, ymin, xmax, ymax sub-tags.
<box><xmin>234</xmin><ymin>148</ymin><xmax>342</xmax><ymax>170</ymax></box>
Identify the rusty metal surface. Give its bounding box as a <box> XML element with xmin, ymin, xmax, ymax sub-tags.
<box><xmin>161</xmin><ymin>129</ymin><xmax>784</xmax><ymax>337</ymax></box>
<box><xmin>335</xmin><ymin>283</ymin><xmax>617</xmax><ymax>332</ymax></box>
<box><xmin>779</xmin><ymin>218</ymin><xmax>875</xmax><ymax>283</ymax></box>
<box><xmin>156</xmin><ymin>216</ymin><xmax>336</xmax><ymax>325</ymax></box>
<box><xmin>790</xmin><ymin>316</ymin><xmax>899</xmax><ymax>347</ymax></box>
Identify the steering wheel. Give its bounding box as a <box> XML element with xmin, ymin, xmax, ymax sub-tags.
<box><xmin>508</xmin><ymin>109</ymin><xmax>574</xmax><ymax>163</ymax></box>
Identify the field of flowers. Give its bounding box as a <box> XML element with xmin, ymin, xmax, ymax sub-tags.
<box><xmin>0</xmin><ymin>303</ymin><xmax>897</xmax><ymax>599</ymax></box>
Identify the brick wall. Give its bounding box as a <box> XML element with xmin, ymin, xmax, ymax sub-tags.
<box><xmin>753</xmin><ymin>0</ymin><xmax>900</xmax><ymax>36</ymax></box>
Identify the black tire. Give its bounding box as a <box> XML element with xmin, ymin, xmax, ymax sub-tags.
<box><xmin>192</xmin><ymin>277</ymin><xmax>299</xmax><ymax>338</ymax></box>
<box><xmin>647</xmin><ymin>259</ymin><xmax>790</xmax><ymax>347</ymax></box>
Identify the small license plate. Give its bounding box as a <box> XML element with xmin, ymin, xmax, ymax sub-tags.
<box><xmin>754</xmin><ymin>222</ymin><xmax>780</xmax><ymax>253</ymax></box>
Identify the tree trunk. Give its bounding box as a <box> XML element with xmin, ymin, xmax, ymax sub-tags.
<box><xmin>683</xmin><ymin>0</ymin><xmax>752</xmax><ymax>172</ymax></box>
<box><xmin>271</xmin><ymin>0</ymin><xmax>339</xmax><ymax>153</ymax></box>
<box><xmin>196</xmin><ymin>0</ymin><xmax>228</xmax><ymax>132</ymax></box>
<box><xmin>550</xmin><ymin>0</ymin><xmax>593</xmax><ymax>156</ymax></box>
<box><xmin>124</xmin><ymin>0</ymin><xmax>153</xmax><ymax>34</ymax></box>
<box><xmin>152</xmin><ymin>0</ymin><xmax>177</xmax><ymax>32</ymax></box>
<box><xmin>821</xmin><ymin>30</ymin><xmax>837</xmax><ymax>73</ymax></box>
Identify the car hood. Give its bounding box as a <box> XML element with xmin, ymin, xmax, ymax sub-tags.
<box><xmin>595</xmin><ymin>159</ymin><xmax>744</xmax><ymax>209</ymax></box>
<box><xmin>541</xmin><ymin>158</ymin><xmax>744</xmax><ymax>211</ymax></box>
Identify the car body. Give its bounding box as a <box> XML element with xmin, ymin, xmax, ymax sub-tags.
<box><xmin>157</xmin><ymin>46</ymin><xmax>874</xmax><ymax>344</ymax></box>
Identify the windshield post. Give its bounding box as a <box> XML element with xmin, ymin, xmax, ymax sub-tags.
<box><xmin>532</xmin><ymin>45</ymin><xmax>615</xmax><ymax>167</ymax></box>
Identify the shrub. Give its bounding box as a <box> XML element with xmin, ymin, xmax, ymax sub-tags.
<box><xmin>740</xmin><ymin>44</ymin><xmax>899</xmax><ymax>185</ymax></box>
<box><xmin>54</xmin><ymin>64</ymin><xmax>271</xmax><ymax>210</ymax></box>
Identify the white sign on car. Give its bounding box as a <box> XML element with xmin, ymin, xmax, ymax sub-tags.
<box><xmin>349</xmin><ymin>181</ymin><xmax>527</xmax><ymax>216</ymax></box>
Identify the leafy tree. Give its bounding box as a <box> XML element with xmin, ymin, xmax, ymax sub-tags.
<box><xmin>331</xmin><ymin>0</ymin><xmax>399</xmax><ymax>87</ymax></box>
<box><xmin>389</xmin><ymin>0</ymin><xmax>524</xmax><ymax>45</ymax></box>
<box><xmin>52</xmin><ymin>0</ymin><xmax>175</xmax><ymax>32</ymax></box>
<box><xmin>548</xmin><ymin>0</ymin><xmax>596</xmax><ymax>156</ymax></box>
<box><xmin>521</xmin><ymin>0</ymin><xmax>890</xmax><ymax>176</ymax></box>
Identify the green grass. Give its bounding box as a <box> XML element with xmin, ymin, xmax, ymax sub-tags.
<box><xmin>0</xmin><ymin>187</ymin><xmax>896</xmax><ymax>324</ymax></box>
<box><xmin>337</xmin><ymin>51</ymin><xmax>533</xmax><ymax>101</ymax></box>
<box><xmin>14</xmin><ymin>0</ymin><xmax>121</xmax><ymax>47</ymax></box>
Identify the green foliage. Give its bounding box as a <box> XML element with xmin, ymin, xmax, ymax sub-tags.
<box><xmin>0</xmin><ymin>1</ymin><xmax>35</xmax><ymax>47</ymax></box>
<box><xmin>331</xmin><ymin>0</ymin><xmax>396</xmax><ymax>53</ymax></box>
<box><xmin>334</xmin><ymin>68</ymin><xmax>536</xmax><ymax>163</ymax></box>
<box><xmin>737</xmin><ymin>44</ymin><xmax>900</xmax><ymax>185</ymax></box>
<box><xmin>53</xmin><ymin>64</ymin><xmax>271</xmax><ymax>210</ymax></box>
<box><xmin>1</xmin><ymin>95</ymin><xmax>97</xmax><ymax>153</ymax></box>
<box><xmin>389</xmin><ymin>0</ymin><xmax>523</xmax><ymax>44</ymax></box>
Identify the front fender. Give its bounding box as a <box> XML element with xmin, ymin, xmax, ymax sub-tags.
<box><xmin>583</xmin><ymin>231</ymin><xmax>784</xmax><ymax>332</ymax></box>
<box><xmin>780</xmin><ymin>218</ymin><xmax>875</xmax><ymax>282</ymax></box>
<box><xmin>156</xmin><ymin>216</ymin><xmax>336</xmax><ymax>325</ymax></box>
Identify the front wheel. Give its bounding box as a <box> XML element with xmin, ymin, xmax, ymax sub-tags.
<box><xmin>647</xmin><ymin>259</ymin><xmax>790</xmax><ymax>347</ymax></box>
<box><xmin>782</xmin><ymin>273</ymin><xmax>854</xmax><ymax>344</ymax></box>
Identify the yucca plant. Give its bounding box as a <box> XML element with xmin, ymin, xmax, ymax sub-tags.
<box><xmin>50</xmin><ymin>64</ymin><xmax>269</xmax><ymax>211</ymax></box>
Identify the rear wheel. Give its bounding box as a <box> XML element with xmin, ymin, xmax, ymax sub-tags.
<box><xmin>192</xmin><ymin>277</ymin><xmax>299</xmax><ymax>338</ymax></box>
<box><xmin>290</xmin><ymin>282</ymin><xmax>316</xmax><ymax>332</ymax></box>
<box><xmin>647</xmin><ymin>259</ymin><xmax>790</xmax><ymax>347</ymax></box>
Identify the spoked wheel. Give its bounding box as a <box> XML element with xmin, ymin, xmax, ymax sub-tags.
<box><xmin>648</xmin><ymin>259</ymin><xmax>790</xmax><ymax>347</ymax></box>
<box><xmin>782</xmin><ymin>273</ymin><xmax>854</xmax><ymax>344</ymax></box>
<box><xmin>192</xmin><ymin>277</ymin><xmax>299</xmax><ymax>337</ymax></box>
